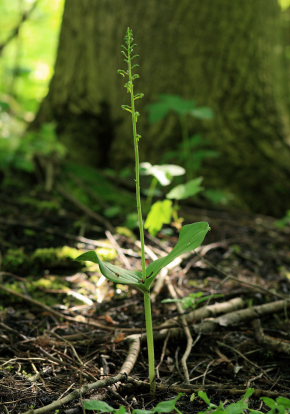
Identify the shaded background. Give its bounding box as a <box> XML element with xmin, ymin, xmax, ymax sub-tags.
<box><xmin>1</xmin><ymin>0</ymin><xmax>290</xmax><ymax>217</ymax></box>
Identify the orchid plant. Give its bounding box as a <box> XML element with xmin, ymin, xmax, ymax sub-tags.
<box><xmin>77</xmin><ymin>28</ymin><xmax>210</xmax><ymax>393</ymax></box>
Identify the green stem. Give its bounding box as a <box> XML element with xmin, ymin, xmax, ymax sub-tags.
<box><xmin>125</xmin><ymin>28</ymin><xmax>156</xmax><ymax>393</ymax></box>
<box><xmin>128</xmin><ymin>54</ymin><xmax>146</xmax><ymax>278</ymax></box>
<box><xmin>144</xmin><ymin>291</ymin><xmax>156</xmax><ymax>393</ymax></box>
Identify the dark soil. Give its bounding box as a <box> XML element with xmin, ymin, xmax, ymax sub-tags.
<box><xmin>1</xmin><ymin>180</ymin><xmax>290</xmax><ymax>413</ymax></box>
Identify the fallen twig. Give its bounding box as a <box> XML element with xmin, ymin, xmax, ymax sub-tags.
<box><xmin>0</xmin><ymin>283</ymin><xmax>136</xmax><ymax>332</ymax></box>
<box><xmin>252</xmin><ymin>318</ymin><xmax>290</xmax><ymax>355</ymax></box>
<box><xmin>125</xmin><ymin>376</ymin><xmax>290</xmax><ymax>398</ymax></box>
<box><xmin>167</xmin><ymin>279</ymin><xmax>193</xmax><ymax>384</ymax></box>
<box><xmin>105</xmin><ymin>230</ymin><xmax>132</xmax><ymax>269</ymax></box>
<box><xmin>120</xmin><ymin>334</ymin><xmax>141</xmax><ymax>375</ymax></box>
<box><xmin>194</xmin><ymin>299</ymin><xmax>290</xmax><ymax>334</ymax></box>
<box><xmin>158</xmin><ymin>297</ymin><xmax>245</xmax><ymax>330</ymax></box>
<box><xmin>22</xmin><ymin>373</ymin><xmax>127</xmax><ymax>414</ymax></box>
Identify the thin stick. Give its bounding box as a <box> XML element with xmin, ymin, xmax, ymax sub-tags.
<box><xmin>22</xmin><ymin>373</ymin><xmax>127</xmax><ymax>414</ymax></box>
<box><xmin>167</xmin><ymin>279</ymin><xmax>192</xmax><ymax>383</ymax></box>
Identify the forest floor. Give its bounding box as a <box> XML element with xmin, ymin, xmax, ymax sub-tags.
<box><xmin>0</xmin><ymin>179</ymin><xmax>290</xmax><ymax>414</ymax></box>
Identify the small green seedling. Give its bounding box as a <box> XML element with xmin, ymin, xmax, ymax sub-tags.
<box><xmin>83</xmin><ymin>393</ymin><xmax>184</xmax><ymax>413</ymax></box>
<box><xmin>140</xmin><ymin>162</ymin><xmax>185</xmax><ymax>206</ymax></box>
<box><xmin>83</xmin><ymin>390</ymin><xmax>290</xmax><ymax>414</ymax></box>
<box><xmin>147</xmin><ymin>94</ymin><xmax>215</xmax><ymax>178</ymax></box>
<box><xmin>77</xmin><ymin>28</ymin><xmax>210</xmax><ymax>393</ymax></box>
<box><xmin>147</xmin><ymin>95</ymin><xmax>233</xmax><ymax>208</ymax></box>
<box><xmin>197</xmin><ymin>389</ymin><xmax>290</xmax><ymax>414</ymax></box>
<box><xmin>140</xmin><ymin>163</ymin><xmax>185</xmax><ymax>235</ymax></box>
<box><xmin>198</xmin><ymin>388</ymin><xmax>255</xmax><ymax>414</ymax></box>
<box><xmin>144</xmin><ymin>176</ymin><xmax>204</xmax><ymax>236</ymax></box>
<box><xmin>162</xmin><ymin>292</ymin><xmax>223</xmax><ymax>311</ymax></box>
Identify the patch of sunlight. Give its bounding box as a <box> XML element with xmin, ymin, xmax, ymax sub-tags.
<box><xmin>96</xmin><ymin>247</ymin><xmax>118</xmax><ymax>261</ymax></box>
<box><xmin>34</xmin><ymin>62</ymin><xmax>51</xmax><ymax>80</ymax></box>
<box><xmin>67</xmin><ymin>290</ymin><xmax>94</xmax><ymax>306</ymax></box>
<box><xmin>95</xmin><ymin>275</ymin><xmax>108</xmax><ymax>303</ymax></box>
<box><xmin>279</xmin><ymin>0</ymin><xmax>290</xmax><ymax>10</ymax></box>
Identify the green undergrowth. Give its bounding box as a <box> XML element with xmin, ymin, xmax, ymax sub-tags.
<box><xmin>18</xmin><ymin>195</ymin><xmax>61</xmax><ymax>213</ymax></box>
<box><xmin>83</xmin><ymin>389</ymin><xmax>290</xmax><ymax>414</ymax></box>
<box><xmin>2</xmin><ymin>245</ymin><xmax>118</xmax><ymax>275</ymax></box>
<box><xmin>64</xmin><ymin>161</ymin><xmax>136</xmax><ymax>216</ymax></box>
<box><xmin>2</xmin><ymin>246</ymin><xmax>82</xmax><ymax>275</ymax></box>
<box><xmin>2</xmin><ymin>276</ymin><xmax>71</xmax><ymax>307</ymax></box>
<box><xmin>0</xmin><ymin>245</ymin><xmax>119</xmax><ymax>307</ymax></box>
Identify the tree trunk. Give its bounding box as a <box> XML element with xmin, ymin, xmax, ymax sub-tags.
<box><xmin>34</xmin><ymin>0</ymin><xmax>290</xmax><ymax>215</ymax></box>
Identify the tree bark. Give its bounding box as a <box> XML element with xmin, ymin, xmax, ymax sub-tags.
<box><xmin>34</xmin><ymin>0</ymin><xmax>290</xmax><ymax>215</ymax></box>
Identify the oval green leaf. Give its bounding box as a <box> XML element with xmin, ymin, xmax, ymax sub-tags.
<box><xmin>144</xmin><ymin>200</ymin><xmax>173</xmax><ymax>236</ymax></box>
<box><xmin>166</xmin><ymin>178</ymin><xmax>203</xmax><ymax>200</ymax></box>
<box><xmin>145</xmin><ymin>222</ymin><xmax>210</xmax><ymax>289</ymax></box>
<box><xmin>83</xmin><ymin>399</ymin><xmax>115</xmax><ymax>412</ymax></box>
<box><xmin>76</xmin><ymin>251</ymin><xmax>143</xmax><ymax>287</ymax></box>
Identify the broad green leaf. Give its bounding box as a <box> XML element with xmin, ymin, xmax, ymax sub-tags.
<box><xmin>166</xmin><ymin>178</ymin><xmax>203</xmax><ymax>200</ymax></box>
<box><xmin>191</xmin><ymin>106</ymin><xmax>214</xmax><ymax>120</ymax></box>
<box><xmin>241</xmin><ymin>388</ymin><xmax>255</xmax><ymax>401</ymax></box>
<box><xmin>104</xmin><ymin>206</ymin><xmax>122</xmax><ymax>218</ymax></box>
<box><xmin>115</xmin><ymin>406</ymin><xmax>128</xmax><ymax>414</ymax></box>
<box><xmin>147</xmin><ymin>101</ymin><xmax>171</xmax><ymax>123</ymax></box>
<box><xmin>83</xmin><ymin>399</ymin><xmax>115</xmax><ymax>412</ymax></box>
<box><xmin>198</xmin><ymin>390</ymin><xmax>212</xmax><ymax>406</ymax></box>
<box><xmin>261</xmin><ymin>397</ymin><xmax>277</xmax><ymax>409</ymax></box>
<box><xmin>210</xmin><ymin>408</ymin><xmax>227</xmax><ymax>414</ymax></box>
<box><xmin>276</xmin><ymin>397</ymin><xmax>290</xmax><ymax>408</ymax></box>
<box><xmin>145</xmin><ymin>222</ymin><xmax>210</xmax><ymax>289</ymax></box>
<box><xmin>144</xmin><ymin>200</ymin><xmax>173</xmax><ymax>236</ymax></box>
<box><xmin>153</xmin><ymin>393</ymin><xmax>184</xmax><ymax>413</ymax></box>
<box><xmin>204</xmin><ymin>189</ymin><xmax>232</xmax><ymax>205</ymax></box>
<box><xmin>249</xmin><ymin>411</ymin><xmax>264</xmax><ymax>414</ymax></box>
<box><xmin>147</xmin><ymin>94</ymin><xmax>197</xmax><ymax>123</ymax></box>
<box><xmin>133</xmin><ymin>410</ymin><xmax>154</xmax><ymax>414</ymax></box>
<box><xmin>223</xmin><ymin>401</ymin><xmax>248</xmax><ymax>414</ymax></box>
<box><xmin>76</xmin><ymin>251</ymin><xmax>143</xmax><ymax>287</ymax></box>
